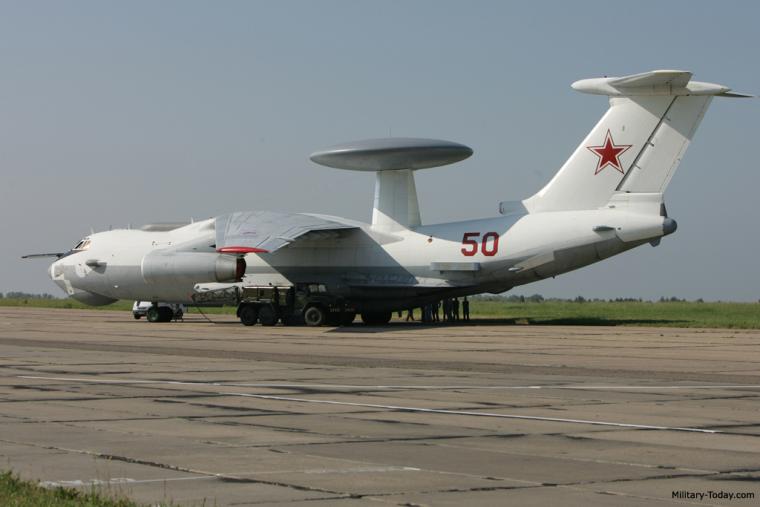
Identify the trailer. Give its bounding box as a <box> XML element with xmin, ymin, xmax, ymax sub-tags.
<box><xmin>192</xmin><ymin>282</ymin><xmax>356</xmax><ymax>327</ymax></box>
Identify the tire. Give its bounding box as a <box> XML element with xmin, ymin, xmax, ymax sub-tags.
<box><xmin>239</xmin><ymin>304</ymin><xmax>258</xmax><ymax>326</ymax></box>
<box><xmin>258</xmin><ymin>305</ymin><xmax>278</xmax><ymax>326</ymax></box>
<box><xmin>146</xmin><ymin>306</ymin><xmax>160</xmax><ymax>323</ymax></box>
<box><xmin>361</xmin><ymin>311</ymin><xmax>392</xmax><ymax>326</ymax></box>
<box><xmin>340</xmin><ymin>311</ymin><xmax>356</xmax><ymax>326</ymax></box>
<box><xmin>303</xmin><ymin>305</ymin><xmax>326</xmax><ymax>327</ymax></box>
<box><xmin>133</xmin><ymin>313</ymin><xmax>141</xmax><ymax>320</ymax></box>
<box><xmin>158</xmin><ymin>307</ymin><xmax>174</xmax><ymax>322</ymax></box>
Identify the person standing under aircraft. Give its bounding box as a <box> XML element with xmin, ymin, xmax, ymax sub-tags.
<box><xmin>406</xmin><ymin>307</ymin><xmax>415</xmax><ymax>322</ymax></box>
<box><xmin>453</xmin><ymin>298</ymin><xmax>460</xmax><ymax>322</ymax></box>
<box><xmin>462</xmin><ymin>296</ymin><xmax>470</xmax><ymax>322</ymax></box>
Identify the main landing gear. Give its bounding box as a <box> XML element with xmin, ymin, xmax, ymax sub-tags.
<box><xmin>146</xmin><ymin>304</ymin><xmax>182</xmax><ymax>323</ymax></box>
<box><xmin>360</xmin><ymin>311</ymin><xmax>392</xmax><ymax>326</ymax></box>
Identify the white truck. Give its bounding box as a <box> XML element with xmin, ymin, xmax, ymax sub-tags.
<box><xmin>132</xmin><ymin>301</ymin><xmax>185</xmax><ymax>322</ymax></box>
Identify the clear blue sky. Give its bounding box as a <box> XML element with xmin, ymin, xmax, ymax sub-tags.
<box><xmin>1</xmin><ymin>0</ymin><xmax>757</xmax><ymax>300</ymax></box>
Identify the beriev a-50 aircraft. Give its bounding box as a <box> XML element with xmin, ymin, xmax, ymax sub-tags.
<box><xmin>27</xmin><ymin>70</ymin><xmax>750</xmax><ymax>325</ymax></box>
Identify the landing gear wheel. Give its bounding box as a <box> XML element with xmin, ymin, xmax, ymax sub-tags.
<box><xmin>147</xmin><ymin>306</ymin><xmax>160</xmax><ymax>323</ymax></box>
<box><xmin>158</xmin><ymin>307</ymin><xmax>174</xmax><ymax>322</ymax></box>
<box><xmin>361</xmin><ymin>311</ymin><xmax>392</xmax><ymax>326</ymax></box>
<box><xmin>239</xmin><ymin>304</ymin><xmax>259</xmax><ymax>326</ymax></box>
<box><xmin>340</xmin><ymin>312</ymin><xmax>356</xmax><ymax>326</ymax></box>
<box><xmin>303</xmin><ymin>305</ymin><xmax>326</xmax><ymax>327</ymax></box>
<box><xmin>133</xmin><ymin>314</ymin><xmax>141</xmax><ymax>320</ymax></box>
<box><xmin>258</xmin><ymin>305</ymin><xmax>278</xmax><ymax>326</ymax></box>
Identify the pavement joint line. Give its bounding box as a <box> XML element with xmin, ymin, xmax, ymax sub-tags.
<box><xmin>220</xmin><ymin>392</ymin><xmax>723</xmax><ymax>434</ymax></box>
<box><xmin>16</xmin><ymin>375</ymin><xmax>760</xmax><ymax>391</ymax></box>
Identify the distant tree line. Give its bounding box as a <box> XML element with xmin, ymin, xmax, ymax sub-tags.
<box><xmin>0</xmin><ymin>292</ymin><xmax>57</xmax><ymax>299</ymax></box>
<box><xmin>473</xmin><ymin>294</ymin><xmax>712</xmax><ymax>303</ymax></box>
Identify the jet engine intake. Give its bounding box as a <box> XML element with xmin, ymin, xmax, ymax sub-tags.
<box><xmin>141</xmin><ymin>252</ymin><xmax>244</xmax><ymax>285</ymax></box>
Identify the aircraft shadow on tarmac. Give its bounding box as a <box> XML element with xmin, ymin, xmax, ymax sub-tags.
<box><xmin>168</xmin><ymin>314</ymin><xmax>686</xmax><ymax>330</ymax></box>
<box><xmin>326</xmin><ymin>317</ymin><xmax>688</xmax><ymax>332</ymax></box>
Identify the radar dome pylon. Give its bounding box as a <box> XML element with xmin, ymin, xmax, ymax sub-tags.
<box><xmin>310</xmin><ymin>138</ymin><xmax>473</xmax><ymax>231</ymax></box>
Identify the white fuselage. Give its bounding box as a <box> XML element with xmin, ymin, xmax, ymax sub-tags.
<box><xmin>49</xmin><ymin>206</ymin><xmax>670</xmax><ymax>311</ymax></box>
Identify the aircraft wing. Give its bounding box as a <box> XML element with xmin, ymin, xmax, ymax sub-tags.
<box><xmin>215</xmin><ymin>211</ymin><xmax>359</xmax><ymax>254</ymax></box>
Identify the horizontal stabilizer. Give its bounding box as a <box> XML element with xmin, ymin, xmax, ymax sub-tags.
<box><xmin>572</xmin><ymin>69</ymin><xmax>750</xmax><ymax>97</ymax></box>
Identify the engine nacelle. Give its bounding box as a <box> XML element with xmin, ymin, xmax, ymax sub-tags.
<box><xmin>141</xmin><ymin>252</ymin><xmax>245</xmax><ymax>286</ymax></box>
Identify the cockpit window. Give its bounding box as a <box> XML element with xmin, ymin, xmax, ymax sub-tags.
<box><xmin>72</xmin><ymin>238</ymin><xmax>91</xmax><ymax>252</ymax></box>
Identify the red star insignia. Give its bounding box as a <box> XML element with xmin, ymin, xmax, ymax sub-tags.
<box><xmin>587</xmin><ymin>130</ymin><xmax>632</xmax><ymax>175</ymax></box>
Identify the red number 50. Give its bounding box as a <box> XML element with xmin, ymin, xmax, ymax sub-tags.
<box><xmin>461</xmin><ymin>232</ymin><xmax>479</xmax><ymax>256</ymax></box>
<box><xmin>461</xmin><ymin>232</ymin><xmax>499</xmax><ymax>257</ymax></box>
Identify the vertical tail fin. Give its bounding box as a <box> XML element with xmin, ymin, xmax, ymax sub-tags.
<box><xmin>523</xmin><ymin>70</ymin><xmax>750</xmax><ymax>213</ymax></box>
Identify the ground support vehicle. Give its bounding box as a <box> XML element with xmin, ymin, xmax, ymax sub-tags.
<box><xmin>237</xmin><ymin>284</ymin><xmax>356</xmax><ymax>327</ymax></box>
<box><xmin>132</xmin><ymin>301</ymin><xmax>184</xmax><ymax>322</ymax></box>
<box><xmin>193</xmin><ymin>283</ymin><xmax>356</xmax><ymax>327</ymax></box>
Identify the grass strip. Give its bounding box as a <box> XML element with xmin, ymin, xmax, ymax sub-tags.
<box><xmin>2</xmin><ymin>298</ymin><xmax>759</xmax><ymax>329</ymax></box>
<box><xmin>0</xmin><ymin>470</ymin><xmax>154</xmax><ymax>507</ymax></box>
